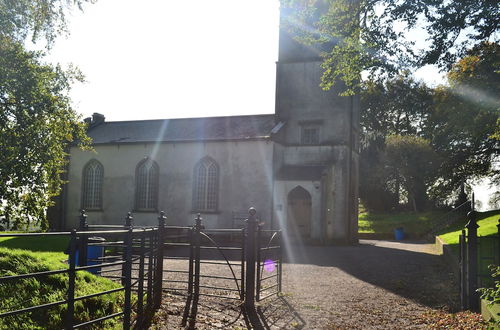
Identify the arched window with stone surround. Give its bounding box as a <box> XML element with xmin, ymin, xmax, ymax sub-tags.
<box><xmin>82</xmin><ymin>159</ymin><xmax>104</xmax><ymax>210</ymax></box>
<box><xmin>192</xmin><ymin>157</ymin><xmax>219</xmax><ymax>212</ymax></box>
<box><xmin>135</xmin><ymin>158</ymin><xmax>159</xmax><ymax>211</ymax></box>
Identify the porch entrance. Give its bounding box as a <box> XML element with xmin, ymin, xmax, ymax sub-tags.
<box><xmin>287</xmin><ymin>186</ymin><xmax>312</xmax><ymax>240</ymax></box>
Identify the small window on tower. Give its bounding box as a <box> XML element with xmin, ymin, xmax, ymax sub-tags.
<box><xmin>301</xmin><ymin>126</ymin><xmax>320</xmax><ymax>145</ymax></box>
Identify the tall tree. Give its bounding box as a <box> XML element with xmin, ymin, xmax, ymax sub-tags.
<box><xmin>359</xmin><ymin>75</ymin><xmax>434</xmax><ymax>211</ymax></box>
<box><xmin>384</xmin><ymin>135</ymin><xmax>438</xmax><ymax>212</ymax></box>
<box><xmin>0</xmin><ymin>1</ymin><xmax>94</xmax><ymax>229</ymax></box>
<box><xmin>428</xmin><ymin>42</ymin><xmax>499</xmax><ymax>200</ymax></box>
<box><xmin>281</xmin><ymin>0</ymin><xmax>499</xmax><ymax>93</ymax></box>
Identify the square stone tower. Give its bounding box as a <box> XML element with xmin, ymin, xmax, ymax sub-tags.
<box><xmin>272</xmin><ymin>2</ymin><xmax>359</xmax><ymax>244</ymax></box>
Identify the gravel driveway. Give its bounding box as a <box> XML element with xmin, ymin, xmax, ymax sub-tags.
<box><xmin>152</xmin><ymin>240</ymin><xmax>460</xmax><ymax>329</ymax></box>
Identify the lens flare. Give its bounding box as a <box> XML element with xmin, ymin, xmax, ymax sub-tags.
<box><xmin>263</xmin><ymin>259</ymin><xmax>276</xmax><ymax>273</ymax></box>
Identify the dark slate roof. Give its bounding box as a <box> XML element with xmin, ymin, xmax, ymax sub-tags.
<box><xmin>87</xmin><ymin>114</ymin><xmax>277</xmax><ymax>144</ymax></box>
<box><xmin>276</xmin><ymin>165</ymin><xmax>326</xmax><ymax>181</ymax></box>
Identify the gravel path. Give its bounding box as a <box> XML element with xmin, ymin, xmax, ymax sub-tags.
<box><xmin>151</xmin><ymin>240</ymin><xmax>460</xmax><ymax>329</ymax></box>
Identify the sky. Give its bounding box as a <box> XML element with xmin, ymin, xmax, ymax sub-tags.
<box><xmin>46</xmin><ymin>0</ymin><xmax>281</xmax><ymax>121</ymax></box>
<box><xmin>45</xmin><ymin>0</ymin><xmax>446</xmax><ymax>122</ymax></box>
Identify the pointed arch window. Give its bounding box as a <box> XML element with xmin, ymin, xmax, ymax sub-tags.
<box><xmin>82</xmin><ymin>160</ymin><xmax>103</xmax><ymax>210</ymax></box>
<box><xmin>193</xmin><ymin>157</ymin><xmax>219</xmax><ymax>212</ymax></box>
<box><xmin>135</xmin><ymin>158</ymin><xmax>159</xmax><ymax>211</ymax></box>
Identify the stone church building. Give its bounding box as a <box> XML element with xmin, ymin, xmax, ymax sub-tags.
<box><xmin>54</xmin><ymin>5</ymin><xmax>360</xmax><ymax>244</ymax></box>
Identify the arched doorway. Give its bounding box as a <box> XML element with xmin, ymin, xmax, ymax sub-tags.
<box><xmin>287</xmin><ymin>186</ymin><xmax>312</xmax><ymax>239</ymax></box>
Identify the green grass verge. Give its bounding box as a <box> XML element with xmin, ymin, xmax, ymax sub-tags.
<box><xmin>0</xmin><ymin>235</ymin><xmax>69</xmax><ymax>253</ymax></box>
<box><xmin>0</xmin><ymin>234</ymin><xmax>124</xmax><ymax>329</ymax></box>
<box><xmin>439</xmin><ymin>210</ymin><xmax>500</xmax><ymax>249</ymax></box>
<box><xmin>358</xmin><ymin>210</ymin><xmax>449</xmax><ymax>236</ymax></box>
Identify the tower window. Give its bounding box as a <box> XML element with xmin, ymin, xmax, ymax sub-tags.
<box><xmin>135</xmin><ymin>158</ymin><xmax>159</xmax><ymax>211</ymax></box>
<box><xmin>193</xmin><ymin>157</ymin><xmax>219</xmax><ymax>212</ymax></box>
<box><xmin>82</xmin><ymin>160</ymin><xmax>103</xmax><ymax>210</ymax></box>
<box><xmin>301</xmin><ymin>126</ymin><xmax>320</xmax><ymax>145</ymax></box>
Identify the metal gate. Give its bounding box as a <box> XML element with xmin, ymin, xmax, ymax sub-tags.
<box><xmin>159</xmin><ymin>208</ymin><xmax>283</xmax><ymax>329</ymax></box>
<box><xmin>459</xmin><ymin>197</ymin><xmax>500</xmax><ymax>311</ymax></box>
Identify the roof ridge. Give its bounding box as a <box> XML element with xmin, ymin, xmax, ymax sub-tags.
<box><xmin>100</xmin><ymin>113</ymin><xmax>275</xmax><ymax>124</ymax></box>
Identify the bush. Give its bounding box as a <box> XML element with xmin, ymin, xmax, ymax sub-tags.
<box><xmin>0</xmin><ymin>247</ymin><xmax>124</xmax><ymax>329</ymax></box>
<box><xmin>478</xmin><ymin>265</ymin><xmax>500</xmax><ymax>305</ymax></box>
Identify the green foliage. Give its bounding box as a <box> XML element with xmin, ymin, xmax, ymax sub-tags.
<box><xmin>384</xmin><ymin>135</ymin><xmax>438</xmax><ymax>211</ymax></box>
<box><xmin>0</xmin><ymin>247</ymin><xmax>123</xmax><ymax>329</ymax></box>
<box><xmin>282</xmin><ymin>0</ymin><xmax>499</xmax><ymax>93</ymax></box>
<box><xmin>359</xmin><ymin>43</ymin><xmax>498</xmax><ymax>211</ymax></box>
<box><xmin>359</xmin><ymin>75</ymin><xmax>436</xmax><ymax>211</ymax></box>
<box><xmin>478</xmin><ymin>265</ymin><xmax>500</xmax><ymax>307</ymax></box>
<box><xmin>429</xmin><ymin>42</ymin><xmax>499</xmax><ymax>198</ymax></box>
<box><xmin>0</xmin><ymin>0</ymin><xmax>95</xmax><ymax>47</ymax></box>
<box><xmin>0</xmin><ymin>36</ymin><xmax>91</xmax><ymax>229</ymax></box>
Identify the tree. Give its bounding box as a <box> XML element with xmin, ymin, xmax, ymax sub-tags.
<box><xmin>428</xmin><ymin>42</ymin><xmax>499</xmax><ymax>200</ymax></box>
<box><xmin>359</xmin><ymin>75</ymin><xmax>434</xmax><ymax>211</ymax></box>
<box><xmin>0</xmin><ymin>1</ymin><xmax>94</xmax><ymax>229</ymax></box>
<box><xmin>281</xmin><ymin>0</ymin><xmax>499</xmax><ymax>93</ymax></box>
<box><xmin>0</xmin><ymin>0</ymin><xmax>95</xmax><ymax>46</ymax></box>
<box><xmin>384</xmin><ymin>135</ymin><xmax>438</xmax><ymax>212</ymax></box>
<box><xmin>359</xmin><ymin>43</ymin><xmax>499</xmax><ymax>211</ymax></box>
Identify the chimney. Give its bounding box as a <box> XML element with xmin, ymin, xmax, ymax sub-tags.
<box><xmin>91</xmin><ymin>113</ymin><xmax>105</xmax><ymax>126</ymax></box>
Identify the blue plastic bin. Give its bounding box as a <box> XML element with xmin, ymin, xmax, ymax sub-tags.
<box><xmin>394</xmin><ymin>227</ymin><xmax>404</xmax><ymax>241</ymax></box>
<box><xmin>70</xmin><ymin>237</ymin><xmax>105</xmax><ymax>274</ymax></box>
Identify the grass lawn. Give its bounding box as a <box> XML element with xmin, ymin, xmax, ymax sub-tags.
<box><xmin>0</xmin><ymin>232</ymin><xmax>123</xmax><ymax>329</ymax></box>
<box><xmin>358</xmin><ymin>210</ymin><xmax>450</xmax><ymax>236</ymax></box>
<box><xmin>0</xmin><ymin>233</ymin><xmax>69</xmax><ymax>264</ymax></box>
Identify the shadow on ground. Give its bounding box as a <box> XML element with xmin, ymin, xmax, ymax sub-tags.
<box><xmin>283</xmin><ymin>239</ymin><xmax>459</xmax><ymax>311</ymax></box>
<box><xmin>256</xmin><ymin>296</ymin><xmax>306</xmax><ymax>329</ymax></box>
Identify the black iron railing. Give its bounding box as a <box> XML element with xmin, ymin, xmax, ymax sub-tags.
<box><xmin>459</xmin><ymin>194</ymin><xmax>500</xmax><ymax>312</ymax></box>
<box><xmin>0</xmin><ymin>207</ymin><xmax>283</xmax><ymax>329</ymax></box>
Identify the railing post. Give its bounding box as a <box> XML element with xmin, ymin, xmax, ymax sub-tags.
<box><xmin>147</xmin><ymin>229</ymin><xmax>154</xmax><ymax>308</ymax></box>
<box><xmin>66</xmin><ymin>230</ymin><xmax>77</xmax><ymax>330</ymax></box>
<box><xmin>122</xmin><ymin>212</ymin><xmax>133</xmax><ymax>286</ymax></box>
<box><xmin>460</xmin><ymin>230</ymin><xmax>467</xmax><ymax>310</ymax></box>
<box><xmin>465</xmin><ymin>194</ymin><xmax>479</xmax><ymax>312</ymax></box>
<box><xmin>256</xmin><ymin>224</ymin><xmax>262</xmax><ymax>302</ymax></box>
<box><xmin>188</xmin><ymin>213</ymin><xmax>203</xmax><ymax>329</ymax></box>
<box><xmin>136</xmin><ymin>229</ymin><xmax>146</xmax><ymax>328</ymax></box>
<box><xmin>181</xmin><ymin>227</ymin><xmax>194</xmax><ymax>327</ymax></box>
<box><xmin>123</xmin><ymin>226</ymin><xmax>133</xmax><ymax>330</ymax></box>
<box><xmin>155</xmin><ymin>211</ymin><xmax>166</xmax><ymax>309</ymax></box>
<box><xmin>125</xmin><ymin>211</ymin><xmax>133</xmax><ymax>228</ymax></box>
<box><xmin>240</xmin><ymin>227</ymin><xmax>246</xmax><ymax>301</ymax></box>
<box><xmin>78</xmin><ymin>210</ymin><xmax>88</xmax><ymax>267</ymax></box>
<box><xmin>278</xmin><ymin>230</ymin><xmax>283</xmax><ymax>293</ymax></box>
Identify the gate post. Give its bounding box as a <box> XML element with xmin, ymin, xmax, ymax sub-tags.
<box><xmin>123</xmin><ymin>226</ymin><xmax>133</xmax><ymax>330</ymax></box>
<box><xmin>154</xmin><ymin>211</ymin><xmax>166</xmax><ymax>309</ymax></box>
<box><xmin>122</xmin><ymin>212</ymin><xmax>133</xmax><ymax>286</ymax></box>
<box><xmin>188</xmin><ymin>213</ymin><xmax>203</xmax><ymax>329</ymax></box>
<box><xmin>244</xmin><ymin>207</ymin><xmax>262</xmax><ymax>327</ymax></box>
<box><xmin>78</xmin><ymin>210</ymin><xmax>88</xmax><ymax>267</ymax></box>
<box><xmin>465</xmin><ymin>194</ymin><xmax>479</xmax><ymax>312</ymax></box>
<box><xmin>459</xmin><ymin>230</ymin><xmax>467</xmax><ymax>310</ymax></box>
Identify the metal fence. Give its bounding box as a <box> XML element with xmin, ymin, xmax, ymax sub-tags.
<box><xmin>0</xmin><ymin>222</ymin><xmax>162</xmax><ymax>329</ymax></box>
<box><xmin>0</xmin><ymin>207</ymin><xmax>282</xmax><ymax>329</ymax></box>
<box><xmin>459</xmin><ymin>197</ymin><xmax>500</xmax><ymax>312</ymax></box>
